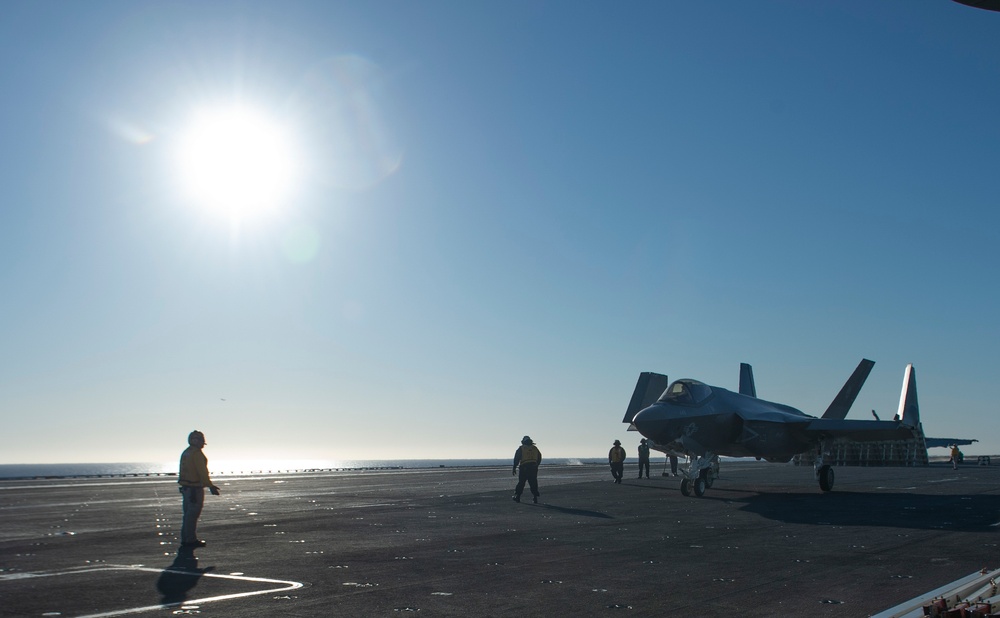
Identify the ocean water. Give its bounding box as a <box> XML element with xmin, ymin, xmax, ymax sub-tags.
<box><xmin>0</xmin><ymin>459</ymin><xmax>607</xmax><ymax>480</ymax></box>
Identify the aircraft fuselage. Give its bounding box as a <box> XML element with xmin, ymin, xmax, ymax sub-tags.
<box><xmin>632</xmin><ymin>385</ymin><xmax>816</xmax><ymax>461</ymax></box>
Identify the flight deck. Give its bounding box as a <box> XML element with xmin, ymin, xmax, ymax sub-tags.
<box><xmin>1</xmin><ymin>462</ymin><xmax>998</xmax><ymax>616</ymax></box>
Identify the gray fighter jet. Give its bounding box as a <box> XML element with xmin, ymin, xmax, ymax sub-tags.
<box><xmin>623</xmin><ymin>359</ymin><xmax>920</xmax><ymax>497</ymax></box>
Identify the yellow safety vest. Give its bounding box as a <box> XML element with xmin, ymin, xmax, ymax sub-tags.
<box><xmin>519</xmin><ymin>444</ymin><xmax>540</xmax><ymax>464</ymax></box>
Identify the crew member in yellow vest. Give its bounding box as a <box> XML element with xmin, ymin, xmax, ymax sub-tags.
<box><xmin>178</xmin><ymin>430</ymin><xmax>221</xmax><ymax>548</ymax></box>
<box><xmin>609</xmin><ymin>439</ymin><xmax>626</xmax><ymax>484</ymax></box>
<box><xmin>512</xmin><ymin>436</ymin><xmax>542</xmax><ymax>503</ymax></box>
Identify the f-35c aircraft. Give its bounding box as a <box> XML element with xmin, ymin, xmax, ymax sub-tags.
<box><xmin>622</xmin><ymin>359</ymin><xmax>921</xmax><ymax>497</ymax></box>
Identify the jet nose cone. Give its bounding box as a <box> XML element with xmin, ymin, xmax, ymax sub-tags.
<box><xmin>631</xmin><ymin>405</ymin><xmax>659</xmax><ymax>436</ymax></box>
<box><xmin>632</xmin><ymin>403</ymin><xmax>679</xmax><ymax>446</ymax></box>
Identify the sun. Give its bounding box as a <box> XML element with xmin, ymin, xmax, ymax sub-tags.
<box><xmin>174</xmin><ymin>105</ymin><xmax>300</xmax><ymax>220</ymax></box>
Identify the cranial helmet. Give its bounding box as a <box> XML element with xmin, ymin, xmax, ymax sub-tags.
<box><xmin>613</xmin><ymin>439</ymin><xmax>621</xmax><ymax>445</ymax></box>
<box><xmin>521</xmin><ymin>435</ymin><xmax>532</xmax><ymax>445</ymax></box>
<box><xmin>188</xmin><ymin>430</ymin><xmax>205</xmax><ymax>445</ymax></box>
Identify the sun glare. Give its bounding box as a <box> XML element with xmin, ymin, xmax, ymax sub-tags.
<box><xmin>174</xmin><ymin>105</ymin><xmax>299</xmax><ymax>220</ymax></box>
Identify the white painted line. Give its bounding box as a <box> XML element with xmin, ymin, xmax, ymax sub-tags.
<box><xmin>1</xmin><ymin>564</ymin><xmax>303</xmax><ymax>618</ymax></box>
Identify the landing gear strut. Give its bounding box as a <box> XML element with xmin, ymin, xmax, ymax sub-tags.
<box><xmin>680</xmin><ymin>453</ymin><xmax>718</xmax><ymax>497</ymax></box>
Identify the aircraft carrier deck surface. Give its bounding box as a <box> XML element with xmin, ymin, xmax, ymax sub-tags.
<box><xmin>1</xmin><ymin>461</ymin><xmax>998</xmax><ymax>617</ymax></box>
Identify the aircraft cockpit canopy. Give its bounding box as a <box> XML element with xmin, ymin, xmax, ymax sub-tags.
<box><xmin>658</xmin><ymin>379</ymin><xmax>713</xmax><ymax>405</ymax></box>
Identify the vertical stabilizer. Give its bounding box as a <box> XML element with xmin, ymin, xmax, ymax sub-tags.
<box><xmin>623</xmin><ymin>372</ymin><xmax>669</xmax><ymax>423</ymax></box>
<box><xmin>897</xmin><ymin>364</ymin><xmax>920</xmax><ymax>428</ymax></box>
<box><xmin>821</xmin><ymin>358</ymin><xmax>875</xmax><ymax>419</ymax></box>
<box><xmin>739</xmin><ymin>363</ymin><xmax>756</xmax><ymax>397</ymax></box>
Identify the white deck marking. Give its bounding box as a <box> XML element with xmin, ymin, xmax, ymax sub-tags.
<box><xmin>0</xmin><ymin>564</ymin><xmax>304</xmax><ymax>617</ymax></box>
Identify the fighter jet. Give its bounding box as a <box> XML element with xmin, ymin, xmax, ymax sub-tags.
<box><xmin>623</xmin><ymin>359</ymin><xmax>920</xmax><ymax>497</ymax></box>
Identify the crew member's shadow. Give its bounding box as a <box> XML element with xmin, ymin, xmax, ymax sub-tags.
<box><xmin>536</xmin><ymin>503</ymin><xmax>614</xmax><ymax>519</ymax></box>
<box><xmin>156</xmin><ymin>546</ymin><xmax>214</xmax><ymax>605</ymax></box>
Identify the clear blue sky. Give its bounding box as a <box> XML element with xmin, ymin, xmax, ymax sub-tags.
<box><xmin>2</xmin><ymin>1</ymin><xmax>998</xmax><ymax>465</ymax></box>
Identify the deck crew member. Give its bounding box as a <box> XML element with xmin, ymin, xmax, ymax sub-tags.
<box><xmin>609</xmin><ymin>439</ymin><xmax>626</xmax><ymax>484</ymax></box>
<box><xmin>637</xmin><ymin>438</ymin><xmax>651</xmax><ymax>479</ymax></box>
<box><xmin>513</xmin><ymin>436</ymin><xmax>542</xmax><ymax>503</ymax></box>
<box><xmin>178</xmin><ymin>430</ymin><xmax>221</xmax><ymax>548</ymax></box>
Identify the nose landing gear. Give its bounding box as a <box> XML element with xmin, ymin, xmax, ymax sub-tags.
<box><xmin>680</xmin><ymin>454</ymin><xmax>718</xmax><ymax>497</ymax></box>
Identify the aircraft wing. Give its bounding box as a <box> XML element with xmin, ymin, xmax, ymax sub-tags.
<box><xmin>803</xmin><ymin>419</ymin><xmax>918</xmax><ymax>442</ymax></box>
<box><xmin>924</xmin><ymin>437</ymin><xmax>978</xmax><ymax>448</ymax></box>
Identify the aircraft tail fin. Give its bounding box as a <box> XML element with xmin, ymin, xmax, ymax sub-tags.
<box><xmin>821</xmin><ymin>358</ymin><xmax>875</xmax><ymax>419</ymax></box>
<box><xmin>897</xmin><ymin>364</ymin><xmax>920</xmax><ymax>428</ymax></box>
<box><xmin>739</xmin><ymin>363</ymin><xmax>756</xmax><ymax>397</ymax></box>
<box><xmin>623</xmin><ymin>372</ymin><xmax>669</xmax><ymax>423</ymax></box>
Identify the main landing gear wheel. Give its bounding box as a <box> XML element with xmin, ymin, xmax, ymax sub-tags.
<box><xmin>693</xmin><ymin>475</ymin><xmax>707</xmax><ymax>497</ymax></box>
<box><xmin>702</xmin><ymin>469</ymin><xmax>714</xmax><ymax>488</ymax></box>
<box><xmin>818</xmin><ymin>465</ymin><xmax>835</xmax><ymax>492</ymax></box>
<box><xmin>680</xmin><ymin>478</ymin><xmax>691</xmax><ymax>496</ymax></box>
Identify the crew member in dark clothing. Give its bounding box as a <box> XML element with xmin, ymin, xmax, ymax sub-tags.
<box><xmin>637</xmin><ymin>438</ymin><xmax>651</xmax><ymax>479</ymax></box>
<box><xmin>609</xmin><ymin>439</ymin><xmax>626</xmax><ymax>484</ymax></box>
<box><xmin>513</xmin><ymin>436</ymin><xmax>542</xmax><ymax>503</ymax></box>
